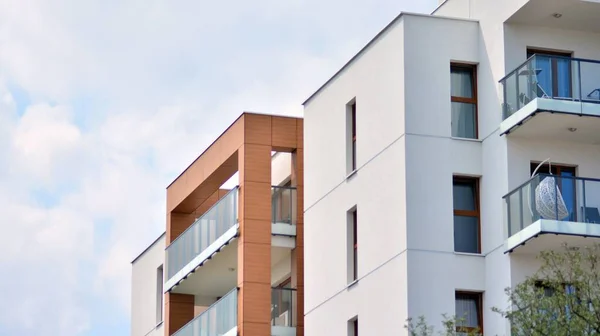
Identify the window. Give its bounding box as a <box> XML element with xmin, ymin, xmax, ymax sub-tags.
<box><xmin>346</xmin><ymin>99</ymin><xmax>357</xmax><ymax>174</ymax></box>
<box><xmin>450</xmin><ymin>64</ymin><xmax>477</xmax><ymax>139</ymax></box>
<box><xmin>526</xmin><ymin>49</ymin><xmax>572</xmax><ymax>99</ymax></box>
<box><xmin>453</xmin><ymin>177</ymin><xmax>480</xmax><ymax>253</ymax></box>
<box><xmin>348</xmin><ymin>317</ymin><xmax>358</xmax><ymax>336</ymax></box>
<box><xmin>347</xmin><ymin>207</ymin><xmax>358</xmax><ymax>283</ymax></box>
<box><xmin>156</xmin><ymin>265</ymin><xmax>164</xmax><ymax>324</ymax></box>
<box><xmin>455</xmin><ymin>292</ymin><xmax>483</xmax><ymax>334</ymax></box>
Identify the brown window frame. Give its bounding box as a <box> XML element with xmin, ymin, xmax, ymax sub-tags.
<box><xmin>351</xmin><ymin>102</ymin><xmax>357</xmax><ymax>171</ymax></box>
<box><xmin>450</xmin><ymin>63</ymin><xmax>478</xmax><ymax>139</ymax></box>
<box><xmin>453</xmin><ymin>176</ymin><xmax>481</xmax><ymax>254</ymax></box>
<box><xmin>455</xmin><ymin>291</ymin><xmax>483</xmax><ymax>334</ymax></box>
<box><xmin>352</xmin><ymin>209</ymin><xmax>358</xmax><ymax>281</ymax></box>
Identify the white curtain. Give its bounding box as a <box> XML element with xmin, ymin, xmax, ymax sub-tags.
<box><xmin>455</xmin><ymin>295</ymin><xmax>479</xmax><ymax>327</ymax></box>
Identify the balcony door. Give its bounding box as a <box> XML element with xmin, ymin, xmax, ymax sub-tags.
<box><xmin>527</xmin><ymin>49</ymin><xmax>572</xmax><ymax>99</ymax></box>
<box><xmin>531</xmin><ymin>162</ymin><xmax>577</xmax><ymax>221</ymax></box>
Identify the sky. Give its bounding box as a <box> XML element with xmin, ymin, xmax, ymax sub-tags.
<box><xmin>0</xmin><ymin>0</ymin><xmax>436</xmax><ymax>335</ymax></box>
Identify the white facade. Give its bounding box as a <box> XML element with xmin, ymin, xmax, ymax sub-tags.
<box><xmin>304</xmin><ymin>1</ymin><xmax>600</xmax><ymax>335</ymax></box>
<box><xmin>131</xmin><ymin>233</ymin><xmax>165</xmax><ymax>336</ymax></box>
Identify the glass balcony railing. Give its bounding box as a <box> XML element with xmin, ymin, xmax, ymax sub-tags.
<box><xmin>173</xmin><ymin>288</ymin><xmax>238</xmax><ymax>336</ymax></box>
<box><xmin>166</xmin><ymin>187</ymin><xmax>239</xmax><ymax>280</ymax></box>
<box><xmin>504</xmin><ymin>174</ymin><xmax>600</xmax><ymax>237</ymax></box>
<box><xmin>271</xmin><ymin>186</ymin><xmax>297</xmax><ymax>225</ymax></box>
<box><xmin>271</xmin><ymin>288</ymin><xmax>297</xmax><ymax>328</ymax></box>
<box><xmin>500</xmin><ymin>54</ymin><xmax>600</xmax><ymax>120</ymax></box>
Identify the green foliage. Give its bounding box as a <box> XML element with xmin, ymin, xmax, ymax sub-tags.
<box><xmin>405</xmin><ymin>315</ymin><xmax>481</xmax><ymax>336</ymax></box>
<box><xmin>494</xmin><ymin>244</ymin><xmax>600</xmax><ymax>336</ymax></box>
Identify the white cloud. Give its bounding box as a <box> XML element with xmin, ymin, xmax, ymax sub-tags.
<box><xmin>0</xmin><ymin>0</ymin><xmax>436</xmax><ymax>335</ymax></box>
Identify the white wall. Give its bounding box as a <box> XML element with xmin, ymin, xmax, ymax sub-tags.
<box><xmin>272</xmin><ymin>253</ymin><xmax>292</xmax><ymax>285</ymax></box>
<box><xmin>303</xmin><ymin>15</ymin><xmax>406</xmax><ymax>210</ymax></box>
<box><xmin>402</xmin><ymin>14</ymin><xmax>493</xmax><ymax>329</ymax></box>
<box><xmin>272</xmin><ymin>152</ymin><xmax>292</xmax><ymax>186</ymax></box>
<box><xmin>304</xmin><ymin>15</ymin><xmax>408</xmax><ymax>336</ymax></box>
<box><xmin>131</xmin><ymin>234</ymin><xmax>165</xmax><ymax>336</ymax></box>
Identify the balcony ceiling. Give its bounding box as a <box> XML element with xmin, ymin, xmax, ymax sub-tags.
<box><xmin>506</xmin><ymin>112</ymin><xmax>600</xmax><ymax>144</ymax></box>
<box><xmin>171</xmin><ymin>241</ymin><xmax>292</xmax><ymax>296</ymax></box>
<box><xmin>507</xmin><ymin>0</ymin><xmax>600</xmax><ymax>33</ymax></box>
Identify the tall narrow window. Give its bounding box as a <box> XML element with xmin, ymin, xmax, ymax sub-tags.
<box><xmin>450</xmin><ymin>64</ymin><xmax>477</xmax><ymax>139</ymax></box>
<box><xmin>346</xmin><ymin>99</ymin><xmax>357</xmax><ymax>175</ymax></box>
<box><xmin>455</xmin><ymin>292</ymin><xmax>483</xmax><ymax>334</ymax></box>
<box><xmin>348</xmin><ymin>317</ymin><xmax>358</xmax><ymax>336</ymax></box>
<box><xmin>347</xmin><ymin>207</ymin><xmax>358</xmax><ymax>283</ymax></box>
<box><xmin>453</xmin><ymin>177</ymin><xmax>480</xmax><ymax>253</ymax></box>
<box><xmin>156</xmin><ymin>265</ymin><xmax>164</xmax><ymax>324</ymax></box>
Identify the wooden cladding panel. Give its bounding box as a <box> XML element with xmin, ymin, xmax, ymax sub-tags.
<box><xmin>164</xmin><ymin>293</ymin><xmax>194</xmax><ymax>336</ymax></box>
<box><xmin>238</xmin><ymin>242</ymin><xmax>271</xmax><ymax>285</ymax></box>
<box><xmin>238</xmin><ymin>282</ymin><xmax>271</xmax><ymax>323</ymax></box>
<box><xmin>271</xmin><ymin>116</ymin><xmax>297</xmax><ymax>150</ymax></box>
<box><xmin>238</xmin><ymin>322</ymin><xmax>270</xmax><ymax>336</ymax></box>
<box><xmin>167</xmin><ymin>116</ymin><xmax>244</xmax><ymax>213</ymax></box>
<box><xmin>167</xmin><ymin>212</ymin><xmax>195</xmax><ymax>244</ymax></box>
<box><xmin>238</xmin><ymin>144</ymin><xmax>271</xmax><ymax>184</ymax></box>
<box><xmin>239</xmin><ymin>219</ymin><xmax>270</xmax><ymax>245</ymax></box>
<box><xmin>175</xmin><ymin>154</ymin><xmax>238</xmax><ymax>213</ymax></box>
<box><xmin>240</xmin><ymin>182</ymin><xmax>271</xmax><ymax>221</ymax></box>
<box><xmin>244</xmin><ymin>114</ymin><xmax>271</xmax><ymax>146</ymax></box>
<box><xmin>296</xmin><ymin>118</ymin><xmax>303</xmax><ymax>149</ymax></box>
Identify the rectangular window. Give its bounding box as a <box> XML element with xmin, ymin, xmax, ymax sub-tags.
<box><xmin>346</xmin><ymin>99</ymin><xmax>357</xmax><ymax>175</ymax></box>
<box><xmin>348</xmin><ymin>317</ymin><xmax>358</xmax><ymax>336</ymax></box>
<box><xmin>347</xmin><ymin>207</ymin><xmax>358</xmax><ymax>283</ymax></box>
<box><xmin>526</xmin><ymin>48</ymin><xmax>573</xmax><ymax>99</ymax></box>
<box><xmin>455</xmin><ymin>292</ymin><xmax>483</xmax><ymax>334</ymax></box>
<box><xmin>453</xmin><ymin>177</ymin><xmax>480</xmax><ymax>253</ymax></box>
<box><xmin>450</xmin><ymin>64</ymin><xmax>477</xmax><ymax>139</ymax></box>
<box><xmin>156</xmin><ymin>265</ymin><xmax>164</xmax><ymax>324</ymax></box>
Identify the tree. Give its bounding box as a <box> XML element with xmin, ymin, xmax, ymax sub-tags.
<box><xmin>494</xmin><ymin>243</ymin><xmax>600</xmax><ymax>335</ymax></box>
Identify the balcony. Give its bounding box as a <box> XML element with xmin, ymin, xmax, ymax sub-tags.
<box><xmin>271</xmin><ymin>288</ymin><xmax>297</xmax><ymax>336</ymax></box>
<box><xmin>504</xmin><ymin>174</ymin><xmax>600</xmax><ymax>253</ymax></box>
<box><xmin>165</xmin><ymin>187</ymin><xmax>239</xmax><ymax>290</ymax></box>
<box><xmin>173</xmin><ymin>288</ymin><xmax>237</xmax><ymax>336</ymax></box>
<box><xmin>500</xmin><ymin>55</ymin><xmax>600</xmax><ymax>141</ymax></box>
<box><xmin>166</xmin><ymin>185</ymin><xmax>298</xmax><ymax>293</ymax></box>
<box><xmin>271</xmin><ymin>186</ymin><xmax>297</xmax><ymax>238</ymax></box>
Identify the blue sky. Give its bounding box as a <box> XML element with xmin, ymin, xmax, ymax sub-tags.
<box><xmin>0</xmin><ymin>0</ymin><xmax>436</xmax><ymax>335</ymax></box>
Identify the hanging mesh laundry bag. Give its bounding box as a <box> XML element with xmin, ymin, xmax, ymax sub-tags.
<box><xmin>534</xmin><ymin>175</ymin><xmax>569</xmax><ymax>220</ymax></box>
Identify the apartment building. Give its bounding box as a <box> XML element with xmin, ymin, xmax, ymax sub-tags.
<box><xmin>131</xmin><ymin>112</ymin><xmax>304</xmax><ymax>336</ymax></box>
<box><xmin>131</xmin><ymin>233</ymin><xmax>166</xmax><ymax>336</ymax></box>
<box><xmin>303</xmin><ymin>0</ymin><xmax>600</xmax><ymax>335</ymax></box>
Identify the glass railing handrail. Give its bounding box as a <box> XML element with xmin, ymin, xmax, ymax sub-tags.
<box><xmin>173</xmin><ymin>288</ymin><xmax>238</xmax><ymax>336</ymax></box>
<box><xmin>272</xmin><ymin>185</ymin><xmax>296</xmax><ymax>189</ymax></box>
<box><xmin>499</xmin><ymin>54</ymin><xmax>600</xmax><ymax>84</ymax></box>
<box><xmin>167</xmin><ymin>186</ymin><xmax>239</xmax><ymax>248</ymax></box>
<box><xmin>166</xmin><ymin>186</ymin><xmax>239</xmax><ymax>279</ymax></box>
<box><xmin>504</xmin><ymin>174</ymin><xmax>600</xmax><ymax>199</ymax></box>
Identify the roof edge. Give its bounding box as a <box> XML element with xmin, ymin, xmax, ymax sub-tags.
<box><xmin>131</xmin><ymin>232</ymin><xmax>166</xmax><ymax>264</ymax></box>
<box><xmin>302</xmin><ymin>11</ymin><xmax>478</xmax><ymax>106</ymax></box>
<box><xmin>166</xmin><ymin>112</ymin><xmax>303</xmax><ymax>190</ymax></box>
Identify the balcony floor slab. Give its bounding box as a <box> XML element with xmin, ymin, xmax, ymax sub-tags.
<box><xmin>506</xmin><ymin>219</ymin><xmax>600</xmax><ymax>254</ymax></box>
<box><xmin>501</xmin><ymin>98</ymin><xmax>600</xmax><ymax>141</ymax></box>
